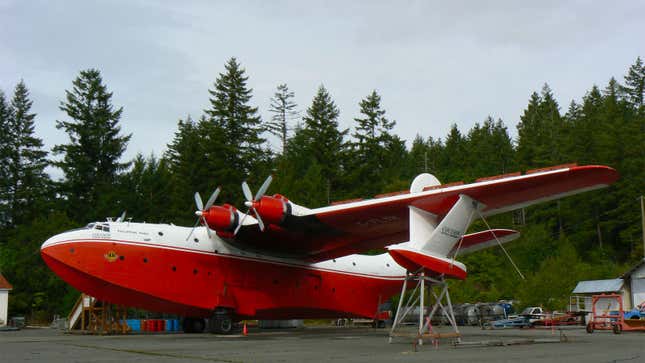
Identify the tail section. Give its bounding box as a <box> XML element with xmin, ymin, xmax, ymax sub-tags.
<box><xmin>412</xmin><ymin>194</ymin><xmax>481</xmax><ymax>255</ymax></box>
<box><xmin>389</xmin><ymin>174</ymin><xmax>493</xmax><ymax>279</ymax></box>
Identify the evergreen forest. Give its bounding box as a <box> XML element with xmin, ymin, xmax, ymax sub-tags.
<box><xmin>0</xmin><ymin>57</ymin><xmax>643</xmax><ymax>322</ymax></box>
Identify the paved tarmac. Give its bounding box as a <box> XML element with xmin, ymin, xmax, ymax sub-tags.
<box><xmin>0</xmin><ymin>325</ymin><xmax>643</xmax><ymax>362</ymax></box>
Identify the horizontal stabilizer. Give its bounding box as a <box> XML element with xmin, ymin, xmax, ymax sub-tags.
<box><xmin>449</xmin><ymin>229</ymin><xmax>520</xmax><ymax>257</ymax></box>
<box><xmin>388</xmin><ymin>246</ymin><xmax>467</xmax><ymax>279</ymax></box>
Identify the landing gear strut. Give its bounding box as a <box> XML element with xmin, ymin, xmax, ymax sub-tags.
<box><xmin>209</xmin><ymin>308</ymin><xmax>234</xmax><ymax>334</ymax></box>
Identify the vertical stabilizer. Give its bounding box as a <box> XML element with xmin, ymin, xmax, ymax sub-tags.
<box><xmin>416</xmin><ymin>194</ymin><xmax>482</xmax><ymax>256</ymax></box>
<box><xmin>389</xmin><ymin>194</ymin><xmax>481</xmax><ymax>279</ymax></box>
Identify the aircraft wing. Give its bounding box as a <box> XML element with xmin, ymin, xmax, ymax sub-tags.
<box><xmin>229</xmin><ymin>165</ymin><xmax>618</xmax><ymax>262</ymax></box>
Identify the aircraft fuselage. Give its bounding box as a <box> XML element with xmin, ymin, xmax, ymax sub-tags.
<box><xmin>41</xmin><ymin>221</ymin><xmax>406</xmax><ymax>320</ymax></box>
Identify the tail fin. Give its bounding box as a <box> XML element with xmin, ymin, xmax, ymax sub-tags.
<box><xmin>412</xmin><ymin>194</ymin><xmax>481</xmax><ymax>256</ymax></box>
<box><xmin>389</xmin><ymin>194</ymin><xmax>482</xmax><ymax>279</ymax></box>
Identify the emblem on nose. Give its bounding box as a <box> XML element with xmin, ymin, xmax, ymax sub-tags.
<box><xmin>104</xmin><ymin>250</ymin><xmax>118</xmax><ymax>262</ymax></box>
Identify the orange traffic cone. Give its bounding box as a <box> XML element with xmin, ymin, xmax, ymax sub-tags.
<box><xmin>243</xmin><ymin>321</ymin><xmax>248</xmax><ymax>336</ymax></box>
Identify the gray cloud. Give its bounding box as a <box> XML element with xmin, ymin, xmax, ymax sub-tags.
<box><xmin>1</xmin><ymin>0</ymin><xmax>643</xmax><ymax>174</ymax></box>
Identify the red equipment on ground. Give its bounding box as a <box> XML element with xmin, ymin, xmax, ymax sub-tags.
<box><xmin>586</xmin><ymin>294</ymin><xmax>645</xmax><ymax>334</ymax></box>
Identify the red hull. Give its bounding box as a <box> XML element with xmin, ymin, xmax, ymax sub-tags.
<box><xmin>41</xmin><ymin>240</ymin><xmax>403</xmax><ymax>320</ymax></box>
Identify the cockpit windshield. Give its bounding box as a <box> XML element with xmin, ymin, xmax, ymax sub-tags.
<box><xmin>66</xmin><ymin>222</ymin><xmax>110</xmax><ymax>233</ymax></box>
<box><xmin>94</xmin><ymin>223</ymin><xmax>110</xmax><ymax>232</ymax></box>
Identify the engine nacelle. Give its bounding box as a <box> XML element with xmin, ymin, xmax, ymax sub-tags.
<box><xmin>202</xmin><ymin>204</ymin><xmax>239</xmax><ymax>232</ymax></box>
<box><xmin>253</xmin><ymin>194</ymin><xmax>292</xmax><ymax>225</ymax></box>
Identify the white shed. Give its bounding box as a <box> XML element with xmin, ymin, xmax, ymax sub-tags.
<box><xmin>0</xmin><ymin>272</ymin><xmax>12</xmax><ymax>326</ymax></box>
<box><xmin>621</xmin><ymin>258</ymin><xmax>645</xmax><ymax>310</ymax></box>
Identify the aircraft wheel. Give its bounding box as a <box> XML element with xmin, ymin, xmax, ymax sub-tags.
<box><xmin>215</xmin><ymin>317</ymin><xmax>233</xmax><ymax>334</ymax></box>
<box><xmin>210</xmin><ymin>308</ymin><xmax>234</xmax><ymax>334</ymax></box>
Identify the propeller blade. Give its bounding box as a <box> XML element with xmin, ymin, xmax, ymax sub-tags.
<box><xmin>194</xmin><ymin>192</ymin><xmax>204</xmax><ymax>211</ymax></box>
<box><xmin>255</xmin><ymin>211</ymin><xmax>265</xmax><ymax>231</ymax></box>
<box><xmin>204</xmin><ymin>187</ymin><xmax>221</xmax><ymax>210</ymax></box>
<box><xmin>185</xmin><ymin>218</ymin><xmax>200</xmax><ymax>241</ymax></box>
<box><xmin>242</xmin><ymin>181</ymin><xmax>253</xmax><ymax>202</ymax></box>
<box><xmin>255</xmin><ymin>175</ymin><xmax>273</xmax><ymax>200</ymax></box>
<box><xmin>234</xmin><ymin>211</ymin><xmax>249</xmax><ymax>235</ymax></box>
<box><xmin>202</xmin><ymin>217</ymin><xmax>212</xmax><ymax>238</ymax></box>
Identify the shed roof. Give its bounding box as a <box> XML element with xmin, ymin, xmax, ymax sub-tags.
<box><xmin>621</xmin><ymin>258</ymin><xmax>645</xmax><ymax>279</ymax></box>
<box><xmin>0</xmin><ymin>272</ymin><xmax>12</xmax><ymax>290</ymax></box>
<box><xmin>572</xmin><ymin>278</ymin><xmax>624</xmax><ymax>294</ymax></box>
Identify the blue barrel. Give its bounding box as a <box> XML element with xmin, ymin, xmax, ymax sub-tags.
<box><xmin>172</xmin><ymin>319</ymin><xmax>180</xmax><ymax>331</ymax></box>
<box><xmin>127</xmin><ymin>319</ymin><xmax>141</xmax><ymax>332</ymax></box>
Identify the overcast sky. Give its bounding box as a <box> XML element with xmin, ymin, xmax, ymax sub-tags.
<box><xmin>1</xmin><ymin>0</ymin><xmax>644</xmax><ymax>174</ymax></box>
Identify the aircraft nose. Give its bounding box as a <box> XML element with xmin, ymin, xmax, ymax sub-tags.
<box><xmin>40</xmin><ymin>232</ymin><xmax>72</xmax><ymax>263</ymax></box>
<box><xmin>41</xmin><ymin>233</ymin><xmax>65</xmax><ymax>252</ymax></box>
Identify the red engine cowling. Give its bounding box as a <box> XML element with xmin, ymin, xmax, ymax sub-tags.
<box><xmin>253</xmin><ymin>194</ymin><xmax>292</xmax><ymax>225</ymax></box>
<box><xmin>201</xmin><ymin>204</ymin><xmax>239</xmax><ymax>232</ymax></box>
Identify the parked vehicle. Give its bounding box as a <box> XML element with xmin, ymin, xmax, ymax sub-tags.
<box><xmin>519</xmin><ymin>306</ymin><xmax>545</xmax><ymax>324</ymax></box>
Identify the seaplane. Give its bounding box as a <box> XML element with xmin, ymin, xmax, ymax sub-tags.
<box><xmin>40</xmin><ymin>164</ymin><xmax>618</xmax><ymax>334</ymax></box>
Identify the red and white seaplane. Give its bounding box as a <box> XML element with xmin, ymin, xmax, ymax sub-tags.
<box><xmin>41</xmin><ymin>164</ymin><xmax>618</xmax><ymax>333</ymax></box>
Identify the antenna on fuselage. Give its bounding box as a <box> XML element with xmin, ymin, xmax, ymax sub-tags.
<box><xmin>116</xmin><ymin>211</ymin><xmax>127</xmax><ymax>222</ymax></box>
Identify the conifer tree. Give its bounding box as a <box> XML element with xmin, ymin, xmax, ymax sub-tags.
<box><xmin>516</xmin><ymin>91</ymin><xmax>542</xmax><ymax>168</ymax></box>
<box><xmin>205</xmin><ymin>58</ymin><xmax>265</xmax><ymax>182</ymax></box>
<box><xmin>266</xmin><ymin>84</ymin><xmax>298</xmax><ymax>154</ymax></box>
<box><xmin>442</xmin><ymin>124</ymin><xmax>467</xmax><ymax>181</ymax></box>
<box><xmin>538</xmin><ymin>84</ymin><xmax>565</xmax><ymax>165</ymax></box>
<box><xmin>349</xmin><ymin>90</ymin><xmax>397</xmax><ymax>196</ymax></box>
<box><xmin>118</xmin><ymin>154</ymin><xmax>173</xmax><ymax>223</ymax></box>
<box><xmin>516</xmin><ymin>85</ymin><xmax>565</xmax><ymax>167</ymax></box>
<box><xmin>466</xmin><ymin>117</ymin><xmax>514</xmax><ymax>179</ymax></box>
<box><xmin>0</xmin><ymin>91</ymin><xmax>12</xmax><ymax>227</ymax></box>
<box><xmin>7</xmin><ymin>81</ymin><xmax>49</xmax><ymax>225</ymax></box>
<box><xmin>54</xmin><ymin>69</ymin><xmax>131</xmax><ymax>221</ymax></box>
<box><xmin>165</xmin><ymin>116</ymin><xmax>208</xmax><ymax>221</ymax></box>
<box><xmin>301</xmin><ymin>85</ymin><xmax>347</xmax><ymax>202</ymax></box>
<box><xmin>620</xmin><ymin>57</ymin><xmax>644</xmax><ymax>108</ymax></box>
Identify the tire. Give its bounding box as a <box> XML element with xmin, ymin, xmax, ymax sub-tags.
<box><xmin>586</xmin><ymin>323</ymin><xmax>594</xmax><ymax>334</ymax></box>
<box><xmin>209</xmin><ymin>308</ymin><xmax>234</xmax><ymax>334</ymax></box>
<box><xmin>215</xmin><ymin>317</ymin><xmax>233</xmax><ymax>334</ymax></box>
<box><xmin>612</xmin><ymin>324</ymin><xmax>622</xmax><ymax>334</ymax></box>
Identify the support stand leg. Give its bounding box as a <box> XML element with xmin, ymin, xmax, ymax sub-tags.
<box><xmin>389</xmin><ymin>273</ymin><xmax>461</xmax><ymax>347</ymax></box>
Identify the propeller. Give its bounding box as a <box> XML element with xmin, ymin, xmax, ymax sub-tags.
<box><xmin>186</xmin><ymin>187</ymin><xmax>221</xmax><ymax>241</ymax></box>
<box><xmin>235</xmin><ymin>175</ymin><xmax>273</xmax><ymax>235</ymax></box>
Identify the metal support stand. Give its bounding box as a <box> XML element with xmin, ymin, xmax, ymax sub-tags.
<box><xmin>388</xmin><ymin>271</ymin><xmax>460</xmax><ymax>346</ymax></box>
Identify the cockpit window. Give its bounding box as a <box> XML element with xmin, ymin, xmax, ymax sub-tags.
<box><xmin>93</xmin><ymin>223</ymin><xmax>110</xmax><ymax>232</ymax></box>
<box><xmin>85</xmin><ymin>223</ymin><xmax>95</xmax><ymax>229</ymax></box>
